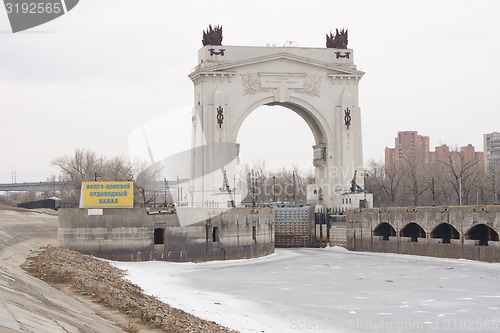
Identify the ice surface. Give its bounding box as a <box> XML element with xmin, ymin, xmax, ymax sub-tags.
<box><xmin>113</xmin><ymin>247</ymin><xmax>500</xmax><ymax>332</ymax></box>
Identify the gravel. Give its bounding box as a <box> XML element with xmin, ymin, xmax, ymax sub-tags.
<box><xmin>22</xmin><ymin>245</ymin><xmax>238</xmax><ymax>333</ymax></box>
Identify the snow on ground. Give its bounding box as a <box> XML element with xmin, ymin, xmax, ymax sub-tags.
<box><xmin>113</xmin><ymin>247</ymin><xmax>500</xmax><ymax>332</ymax></box>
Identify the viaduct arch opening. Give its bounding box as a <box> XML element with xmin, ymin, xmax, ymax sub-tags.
<box><xmin>373</xmin><ymin>222</ymin><xmax>396</xmax><ymax>241</ymax></box>
<box><xmin>400</xmin><ymin>222</ymin><xmax>426</xmax><ymax>243</ymax></box>
<box><xmin>465</xmin><ymin>224</ymin><xmax>499</xmax><ymax>246</ymax></box>
<box><xmin>430</xmin><ymin>223</ymin><xmax>460</xmax><ymax>244</ymax></box>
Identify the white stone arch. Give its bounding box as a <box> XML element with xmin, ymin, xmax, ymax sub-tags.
<box><xmin>188</xmin><ymin>44</ymin><xmax>373</xmax><ymax>209</ymax></box>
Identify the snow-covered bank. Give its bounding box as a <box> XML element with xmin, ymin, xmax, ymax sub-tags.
<box><xmin>113</xmin><ymin>248</ymin><xmax>500</xmax><ymax>332</ymax></box>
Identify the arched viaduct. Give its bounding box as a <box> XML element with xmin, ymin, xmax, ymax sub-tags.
<box><xmin>346</xmin><ymin>205</ymin><xmax>500</xmax><ymax>262</ymax></box>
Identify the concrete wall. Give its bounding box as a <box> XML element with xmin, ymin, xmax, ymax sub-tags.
<box><xmin>59</xmin><ymin>207</ymin><xmax>274</xmax><ymax>262</ymax></box>
<box><xmin>346</xmin><ymin>206</ymin><xmax>500</xmax><ymax>262</ymax></box>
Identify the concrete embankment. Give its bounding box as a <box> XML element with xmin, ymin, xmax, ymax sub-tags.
<box><xmin>0</xmin><ymin>207</ymin><xmax>236</xmax><ymax>332</ymax></box>
<box><xmin>0</xmin><ymin>207</ymin><xmax>127</xmax><ymax>332</ymax></box>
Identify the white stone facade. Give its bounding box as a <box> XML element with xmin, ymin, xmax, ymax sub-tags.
<box><xmin>188</xmin><ymin>45</ymin><xmax>372</xmax><ymax>209</ymax></box>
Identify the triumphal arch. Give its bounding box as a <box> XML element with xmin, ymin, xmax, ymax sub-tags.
<box><xmin>188</xmin><ymin>26</ymin><xmax>372</xmax><ymax>210</ymax></box>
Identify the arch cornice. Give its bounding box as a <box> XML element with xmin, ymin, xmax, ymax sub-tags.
<box><xmin>189</xmin><ymin>51</ymin><xmax>364</xmax><ymax>82</ymax></box>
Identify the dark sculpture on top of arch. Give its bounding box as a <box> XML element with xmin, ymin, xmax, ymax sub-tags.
<box><xmin>326</xmin><ymin>28</ymin><xmax>348</xmax><ymax>49</ymax></box>
<box><xmin>202</xmin><ymin>24</ymin><xmax>223</xmax><ymax>46</ymax></box>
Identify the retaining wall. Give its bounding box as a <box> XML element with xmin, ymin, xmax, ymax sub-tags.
<box><xmin>59</xmin><ymin>207</ymin><xmax>274</xmax><ymax>262</ymax></box>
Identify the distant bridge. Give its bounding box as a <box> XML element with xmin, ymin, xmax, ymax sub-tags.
<box><xmin>0</xmin><ymin>182</ymin><xmax>63</xmax><ymax>192</ymax></box>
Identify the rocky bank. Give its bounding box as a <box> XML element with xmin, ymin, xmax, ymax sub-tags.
<box><xmin>22</xmin><ymin>245</ymin><xmax>237</xmax><ymax>333</ymax></box>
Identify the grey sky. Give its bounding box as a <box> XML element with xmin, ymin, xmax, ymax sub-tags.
<box><xmin>1</xmin><ymin>1</ymin><xmax>499</xmax><ymax>182</ymax></box>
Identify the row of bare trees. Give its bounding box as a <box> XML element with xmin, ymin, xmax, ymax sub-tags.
<box><xmin>51</xmin><ymin>148</ymin><xmax>158</xmax><ymax>206</ymax></box>
<box><xmin>365</xmin><ymin>149</ymin><xmax>499</xmax><ymax>207</ymax></box>
<box><xmin>239</xmin><ymin>161</ymin><xmax>315</xmax><ymax>204</ymax></box>
<box><xmin>50</xmin><ymin>147</ymin><xmax>498</xmax><ymax>208</ymax></box>
<box><xmin>50</xmin><ymin>149</ymin><xmax>316</xmax><ymax>207</ymax></box>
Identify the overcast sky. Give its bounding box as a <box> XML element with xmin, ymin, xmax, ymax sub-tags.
<box><xmin>1</xmin><ymin>1</ymin><xmax>499</xmax><ymax>183</ymax></box>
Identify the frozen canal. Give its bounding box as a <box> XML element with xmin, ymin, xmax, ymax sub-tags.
<box><xmin>113</xmin><ymin>247</ymin><xmax>500</xmax><ymax>332</ymax></box>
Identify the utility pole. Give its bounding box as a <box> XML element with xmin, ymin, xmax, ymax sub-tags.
<box><xmin>164</xmin><ymin>177</ymin><xmax>168</xmax><ymax>206</ymax></box>
<box><xmin>493</xmin><ymin>171</ymin><xmax>498</xmax><ymax>204</ymax></box>
<box><xmin>251</xmin><ymin>169</ymin><xmax>256</xmax><ymax>207</ymax></box>
<box><xmin>272</xmin><ymin>176</ymin><xmax>276</xmax><ymax>202</ymax></box>
<box><xmin>428</xmin><ymin>177</ymin><xmax>435</xmax><ymax>206</ymax></box>
<box><xmin>177</xmin><ymin>175</ymin><xmax>180</xmax><ymax>206</ymax></box>
<box><xmin>459</xmin><ymin>176</ymin><xmax>462</xmax><ymax>206</ymax></box>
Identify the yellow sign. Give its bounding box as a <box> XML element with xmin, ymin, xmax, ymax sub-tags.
<box><xmin>82</xmin><ymin>181</ymin><xmax>134</xmax><ymax>208</ymax></box>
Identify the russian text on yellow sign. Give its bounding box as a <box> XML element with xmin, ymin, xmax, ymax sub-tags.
<box><xmin>82</xmin><ymin>181</ymin><xmax>134</xmax><ymax>208</ymax></box>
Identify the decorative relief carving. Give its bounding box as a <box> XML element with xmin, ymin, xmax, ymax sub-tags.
<box><xmin>209</xmin><ymin>48</ymin><xmax>225</xmax><ymax>56</ymax></box>
<box><xmin>344</xmin><ymin>108</ymin><xmax>351</xmax><ymax>129</ymax></box>
<box><xmin>216</xmin><ymin>106</ymin><xmax>224</xmax><ymax>128</ymax></box>
<box><xmin>300</xmin><ymin>75</ymin><xmax>321</xmax><ymax>96</ymax></box>
<box><xmin>335</xmin><ymin>51</ymin><xmax>350</xmax><ymax>59</ymax></box>
<box><xmin>241</xmin><ymin>73</ymin><xmax>321</xmax><ymax>96</ymax></box>
<box><xmin>241</xmin><ymin>73</ymin><xmax>261</xmax><ymax>95</ymax></box>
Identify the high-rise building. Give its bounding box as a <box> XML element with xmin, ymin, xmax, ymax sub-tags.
<box><xmin>484</xmin><ymin>132</ymin><xmax>500</xmax><ymax>170</ymax></box>
<box><xmin>460</xmin><ymin>144</ymin><xmax>484</xmax><ymax>164</ymax></box>
<box><xmin>385</xmin><ymin>131</ymin><xmax>429</xmax><ymax>169</ymax></box>
<box><xmin>386</xmin><ymin>131</ymin><xmax>483</xmax><ymax>169</ymax></box>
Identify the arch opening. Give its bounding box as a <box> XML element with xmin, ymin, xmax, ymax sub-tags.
<box><xmin>237</xmin><ymin>104</ymin><xmax>318</xmax><ymax>204</ymax></box>
<box><xmin>465</xmin><ymin>224</ymin><xmax>499</xmax><ymax>246</ymax></box>
<box><xmin>237</xmin><ymin>105</ymin><xmax>316</xmax><ymax>171</ymax></box>
<box><xmin>154</xmin><ymin>228</ymin><xmax>165</xmax><ymax>245</ymax></box>
<box><xmin>373</xmin><ymin>222</ymin><xmax>396</xmax><ymax>241</ymax></box>
<box><xmin>430</xmin><ymin>223</ymin><xmax>460</xmax><ymax>244</ymax></box>
<box><xmin>400</xmin><ymin>222</ymin><xmax>426</xmax><ymax>243</ymax></box>
<box><xmin>212</xmin><ymin>226</ymin><xmax>220</xmax><ymax>243</ymax></box>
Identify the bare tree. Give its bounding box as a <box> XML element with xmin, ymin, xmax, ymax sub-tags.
<box><xmin>476</xmin><ymin>164</ymin><xmax>500</xmax><ymax>205</ymax></box>
<box><xmin>51</xmin><ymin>148</ymin><xmax>105</xmax><ymax>205</ymax></box>
<box><xmin>365</xmin><ymin>159</ymin><xmax>404</xmax><ymax>207</ymax></box>
<box><xmin>438</xmin><ymin>148</ymin><xmax>481</xmax><ymax>205</ymax></box>
<box><xmin>400</xmin><ymin>156</ymin><xmax>429</xmax><ymax>206</ymax></box>
<box><xmin>52</xmin><ymin>149</ymin><xmax>137</xmax><ymax>206</ymax></box>
<box><xmin>133</xmin><ymin>160</ymin><xmax>159</xmax><ymax>206</ymax></box>
<box><xmin>102</xmin><ymin>155</ymin><xmax>134</xmax><ymax>181</ymax></box>
<box><xmin>239</xmin><ymin>162</ymin><xmax>313</xmax><ymax>204</ymax></box>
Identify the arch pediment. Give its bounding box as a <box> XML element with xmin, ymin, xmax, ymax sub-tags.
<box><xmin>189</xmin><ymin>51</ymin><xmax>364</xmax><ymax>80</ymax></box>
